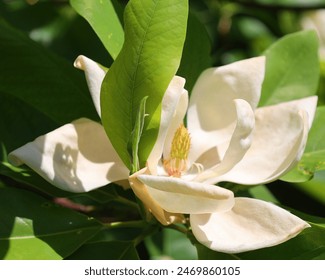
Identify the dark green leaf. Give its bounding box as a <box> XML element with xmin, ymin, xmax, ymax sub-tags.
<box><xmin>101</xmin><ymin>0</ymin><xmax>188</xmax><ymax>169</ymax></box>
<box><xmin>0</xmin><ymin>187</ymin><xmax>103</xmax><ymax>260</ymax></box>
<box><xmin>177</xmin><ymin>9</ymin><xmax>212</xmax><ymax>93</ymax></box>
<box><xmin>66</xmin><ymin>241</ymin><xmax>139</xmax><ymax>260</ymax></box>
<box><xmin>0</xmin><ymin>161</ymin><xmax>71</xmax><ymax>198</ymax></box>
<box><xmin>0</xmin><ymin>20</ymin><xmax>98</xmax><ymax>155</ymax></box>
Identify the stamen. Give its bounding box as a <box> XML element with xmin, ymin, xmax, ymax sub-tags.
<box><xmin>164</xmin><ymin>124</ymin><xmax>191</xmax><ymax>177</ymax></box>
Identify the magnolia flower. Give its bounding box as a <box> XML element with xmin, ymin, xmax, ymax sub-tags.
<box><xmin>8</xmin><ymin>55</ymin><xmax>317</xmax><ymax>254</ymax></box>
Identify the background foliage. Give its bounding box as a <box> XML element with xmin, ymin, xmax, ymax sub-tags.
<box><xmin>0</xmin><ymin>0</ymin><xmax>325</xmax><ymax>259</ymax></box>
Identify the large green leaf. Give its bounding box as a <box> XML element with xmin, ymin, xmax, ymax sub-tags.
<box><xmin>177</xmin><ymin>9</ymin><xmax>212</xmax><ymax>93</ymax></box>
<box><xmin>0</xmin><ymin>20</ymin><xmax>98</xmax><ymax>154</ymax></box>
<box><xmin>282</xmin><ymin>106</ymin><xmax>325</xmax><ymax>182</ymax></box>
<box><xmin>101</xmin><ymin>0</ymin><xmax>188</xmax><ymax>169</ymax></box>
<box><xmin>259</xmin><ymin>30</ymin><xmax>319</xmax><ymax>106</ymax></box>
<box><xmin>0</xmin><ymin>187</ymin><xmax>103</xmax><ymax>260</ymax></box>
<box><xmin>70</xmin><ymin>0</ymin><xmax>124</xmax><ymax>60</ymax></box>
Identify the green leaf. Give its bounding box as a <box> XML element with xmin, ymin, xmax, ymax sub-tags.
<box><xmin>282</xmin><ymin>106</ymin><xmax>325</xmax><ymax>182</ymax></box>
<box><xmin>177</xmin><ymin>9</ymin><xmax>212</xmax><ymax>93</ymax></box>
<box><xmin>101</xmin><ymin>0</ymin><xmax>188</xmax><ymax>169</ymax></box>
<box><xmin>145</xmin><ymin>228</ymin><xmax>197</xmax><ymax>259</ymax></box>
<box><xmin>259</xmin><ymin>30</ymin><xmax>319</xmax><ymax>106</ymax></box>
<box><xmin>0</xmin><ymin>161</ymin><xmax>71</xmax><ymax>198</ymax></box>
<box><xmin>293</xmin><ymin>171</ymin><xmax>325</xmax><ymax>205</ymax></box>
<box><xmin>66</xmin><ymin>241</ymin><xmax>139</xmax><ymax>260</ymax></box>
<box><xmin>0</xmin><ymin>20</ymin><xmax>98</xmax><ymax>155</ymax></box>
<box><xmin>70</xmin><ymin>0</ymin><xmax>124</xmax><ymax>60</ymax></box>
<box><xmin>0</xmin><ymin>187</ymin><xmax>103</xmax><ymax>260</ymax></box>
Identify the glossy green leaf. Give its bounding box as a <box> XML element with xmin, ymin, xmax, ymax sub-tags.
<box><xmin>282</xmin><ymin>106</ymin><xmax>325</xmax><ymax>182</ymax></box>
<box><xmin>101</xmin><ymin>0</ymin><xmax>188</xmax><ymax>169</ymax></box>
<box><xmin>177</xmin><ymin>9</ymin><xmax>212</xmax><ymax>93</ymax></box>
<box><xmin>70</xmin><ymin>0</ymin><xmax>124</xmax><ymax>60</ymax></box>
<box><xmin>0</xmin><ymin>187</ymin><xmax>103</xmax><ymax>260</ymax></box>
<box><xmin>0</xmin><ymin>20</ymin><xmax>98</xmax><ymax>155</ymax></box>
<box><xmin>197</xmin><ymin>211</ymin><xmax>325</xmax><ymax>260</ymax></box>
<box><xmin>259</xmin><ymin>30</ymin><xmax>319</xmax><ymax>106</ymax></box>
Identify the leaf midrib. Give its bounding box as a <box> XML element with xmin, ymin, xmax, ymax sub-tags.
<box><xmin>128</xmin><ymin>0</ymin><xmax>159</xmax><ymax>130</ymax></box>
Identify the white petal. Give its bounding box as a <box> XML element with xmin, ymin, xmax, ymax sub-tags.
<box><xmin>215</xmin><ymin>97</ymin><xmax>317</xmax><ymax>185</ymax></box>
<box><xmin>138</xmin><ymin>175</ymin><xmax>234</xmax><ymax>214</ymax></box>
<box><xmin>187</xmin><ymin>56</ymin><xmax>265</xmax><ymax>163</ymax></box>
<box><xmin>147</xmin><ymin>76</ymin><xmax>188</xmax><ymax>173</ymax></box>
<box><xmin>195</xmin><ymin>99</ymin><xmax>255</xmax><ymax>181</ymax></box>
<box><xmin>8</xmin><ymin>118</ymin><xmax>129</xmax><ymax>192</ymax></box>
<box><xmin>191</xmin><ymin>197</ymin><xmax>310</xmax><ymax>254</ymax></box>
<box><xmin>129</xmin><ymin>168</ymin><xmax>185</xmax><ymax>225</ymax></box>
<box><xmin>74</xmin><ymin>55</ymin><xmax>107</xmax><ymax>117</ymax></box>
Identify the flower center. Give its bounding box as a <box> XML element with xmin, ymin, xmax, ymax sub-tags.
<box><xmin>163</xmin><ymin>124</ymin><xmax>191</xmax><ymax>177</ymax></box>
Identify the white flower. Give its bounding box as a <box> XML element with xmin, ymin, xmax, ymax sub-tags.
<box><xmin>9</xmin><ymin>55</ymin><xmax>317</xmax><ymax>253</ymax></box>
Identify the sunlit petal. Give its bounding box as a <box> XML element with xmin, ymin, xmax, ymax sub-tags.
<box><xmin>74</xmin><ymin>55</ymin><xmax>107</xmax><ymax>117</ymax></box>
<box><xmin>129</xmin><ymin>168</ymin><xmax>185</xmax><ymax>225</ymax></box>
<box><xmin>195</xmin><ymin>99</ymin><xmax>255</xmax><ymax>182</ymax></box>
<box><xmin>9</xmin><ymin>118</ymin><xmax>129</xmax><ymax>192</ymax></box>
<box><xmin>147</xmin><ymin>76</ymin><xmax>188</xmax><ymax>174</ymax></box>
<box><xmin>191</xmin><ymin>197</ymin><xmax>310</xmax><ymax>254</ymax></box>
<box><xmin>188</xmin><ymin>56</ymin><xmax>265</xmax><ymax>163</ymax></box>
<box><xmin>214</xmin><ymin>97</ymin><xmax>317</xmax><ymax>184</ymax></box>
<box><xmin>138</xmin><ymin>174</ymin><xmax>234</xmax><ymax>214</ymax></box>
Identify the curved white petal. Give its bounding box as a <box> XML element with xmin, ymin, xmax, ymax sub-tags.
<box><xmin>195</xmin><ymin>99</ymin><xmax>255</xmax><ymax>182</ymax></box>
<box><xmin>8</xmin><ymin>118</ymin><xmax>129</xmax><ymax>192</ymax></box>
<box><xmin>191</xmin><ymin>197</ymin><xmax>310</xmax><ymax>254</ymax></box>
<box><xmin>129</xmin><ymin>168</ymin><xmax>185</xmax><ymax>225</ymax></box>
<box><xmin>147</xmin><ymin>76</ymin><xmax>188</xmax><ymax>174</ymax></box>
<box><xmin>214</xmin><ymin>97</ymin><xmax>317</xmax><ymax>185</ymax></box>
<box><xmin>138</xmin><ymin>175</ymin><xmax>234</xmax><ymax>214</ymax></box>
<box><xmin>187</xmin><ymin>56</ymin><xmax>265</xmax><ymax>163</ymax></box>
<box><xmin>74</xmin><ymin>55</ymin><xmax>107</xmax><ymax>117</ymax></box>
